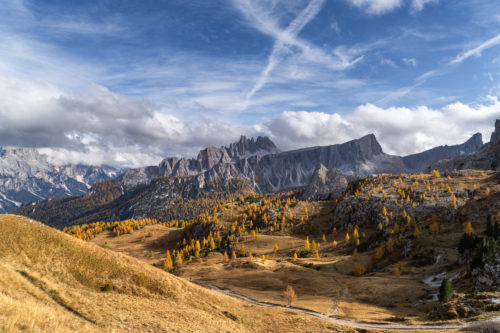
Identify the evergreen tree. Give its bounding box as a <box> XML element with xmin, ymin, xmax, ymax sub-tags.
<box><xmin>438</xmin><ymin>278</ymin><xmax>452</xmax><ymax>302</ymax></box>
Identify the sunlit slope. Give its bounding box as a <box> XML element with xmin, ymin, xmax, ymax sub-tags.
<box><xmin>0</xmin><ymin>215</ymin><xmax>342</xmax><ymax>333</ymax></box>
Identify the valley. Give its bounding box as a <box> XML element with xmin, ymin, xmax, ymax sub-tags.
<box><xmin>78</xmin><ymin>169</ymin><xmax>500</xmax><ymax>329</ymax></box>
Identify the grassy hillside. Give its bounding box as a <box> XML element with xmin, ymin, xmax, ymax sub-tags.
<box><xmin>0</xmin><ymin>214</ymin><xmax>347</xmax><ymax>332</ymax></box>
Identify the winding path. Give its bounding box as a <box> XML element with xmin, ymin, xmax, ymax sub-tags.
<box><xmin>207</xmin><ymin>285</ymin><xmax>500</xmax><ymax>331</ymax></box>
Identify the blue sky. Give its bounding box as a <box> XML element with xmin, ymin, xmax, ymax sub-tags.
<box><xmin>0</xmin><ymin>0</ymin><xmax>499</xmax><ymax>167</ymax></box>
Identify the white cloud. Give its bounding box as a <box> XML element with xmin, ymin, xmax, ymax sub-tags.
<box><xmin>410</xmin><ymin>0</ymin><xmax>438</xmax><ymax>12</ymax></box>
<box><xmin>265</xmin><ymin>97</ymin><xmax>499</xmax><ymax>155</ymax></box>
<box><xmin>330</xmin><ymin>20</ymin><xmax>341</xmax><ymax>34</ymax></box>
<box><xmin>403</xmin><ymin>57</ymin><xmax>417</xmax><ymax>67</ymax></box>
<box><xmin>346</xmin><ymin>0</ymin><xmax>403</xmax><ymax>15</ymax></box>
<box><xmin>381</xmin><ymin>57</ymin><xmax>398</xmax><ymax>68</ymax></box>
<box><xmin>232</xmin><ymin>0</ymin><xmax>363</xmax><ymax>104</ymax></box>
<box><xmin>451</xmin><ymin>34</ymin><xmax>500</xmax><ymax>65</ymax></box>
<box><xmin>2</xmin><ymin>72</ymin><xmax>498</xmax><ymax>167</ymax></box>
<box><xmin>346</xmin><ymin>0</ymin><xmax>436</xmax><ymax>14</ymax></box>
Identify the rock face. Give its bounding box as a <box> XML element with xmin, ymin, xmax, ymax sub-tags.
<box><xmin>299</xmin><ymin>164</ymin><xmax>348</xmax><ymax>201</ymax></box>
<box><xmin>0</xmin><ymin>147</ymin><xmax>121</xmax><ymax>213</ymax></box>
<box><xmin>403</xmin><ymin>133</ymin><xmax>483</xmax><ymax>172</ymax></box>
<box><xmin>490</xmin><ymin>119</ymin><xmax>500</xmax><ymax>144</ymax></box>
<box><xmin>117</xmin><ymin>134</ymin><xmax>406</xmax><ymax>193</ymax></box>
<box><xmin>428</xmin><ymin>120</ymin><xmax>500</xmax><ymax>172</ymax></box>
<box><xmin>472</xmin><ymin>256</ymin><xmax>500</xmax><ymax>291</ymax></box>
<box><xmin>117</xmin><ymin>135</ymin><xmax>280</xmax><ymax>190</ymax></box>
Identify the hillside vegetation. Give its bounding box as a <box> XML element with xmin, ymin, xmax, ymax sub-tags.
<box><xmin>0</xmin><ymin>214</ymin><xmax>347</xmax><ymax>332</ymax></box>
<box><xmin>15</xmin><ymin>178</ymin><xmax>254</xmax><ymax>229</ymax></box>
<box><xmin>86</xmin><ymin>170</ymin><xmax>500</xmax><ymax>326</ymax></box>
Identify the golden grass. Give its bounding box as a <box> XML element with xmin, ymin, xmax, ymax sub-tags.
<box><xmin>0</xmin><ymin>214</ymin><xmax>350</xmax><ymax>332</ymax></box>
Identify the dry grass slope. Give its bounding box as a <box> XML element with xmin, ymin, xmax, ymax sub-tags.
<box><xmin>0</xmin><ymin>214</ymin><xmax>348</xmax><ymax>333</ymax></box>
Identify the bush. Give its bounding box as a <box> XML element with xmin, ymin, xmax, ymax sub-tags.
<box><xmin>353</xmin><ymin>263</ymin><xmax>366</xmax><ymax>276</ymax></box>
<box><xmin>101</xmin><ymin>283</ymin><xmax>112</xmax><ymax>292</ymax></box>
<box><xmin>438</xmin><ymin>278</ymin><xmax>452</xmax><ymax>302</ymax></box>
<box><xmin>458</xmin><ymin>232</ymin><xmax>478</xmax><ymax>254</ymax></box>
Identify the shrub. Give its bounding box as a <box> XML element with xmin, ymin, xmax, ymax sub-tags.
<box><xmin>353</xmin><ymin>263</ymin><xmax>365</xmax><ymax>276</ymax></box>
<box><xmin>101</xmin><ymin>283</ymin><xmax>112</xmax><ymax>292</ymax></box>
<box><xmin>458</xmin><ymin>232</ymin><xmax>478</xmax><ymax>254</ymax></box>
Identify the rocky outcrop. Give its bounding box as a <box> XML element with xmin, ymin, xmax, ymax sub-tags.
<box><xmin>428</xmin><ymin>120</ymin><xmax>500</xmax><ymax>172</ymax></box>
<box><xmin>472</xmin><ymin>256</ymin><xmax>500</xmax><ymax>291</ymax></box>
<box><xmin>490</xmin><ymin>119</ymin><xmax>500</xmax><ymax>144</ymax></box>
<box><xmin>0</xmin><ymin>147</ymin><xmax>121</xmax><ymax>213</ymax></box>
<box><xmin>403</xmin><ymin>133</ymin><xmax>483</xmax><ymax>172</ymax></box>
<box><xmin>299</xmin><ymin>164</ymin><xmax>348</xmax><ymax>201</ymax></box>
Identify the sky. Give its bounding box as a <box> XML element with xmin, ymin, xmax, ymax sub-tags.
<box><xmin>0</xmin><ymin>0</ymin><xmax>500</xmax><ymax>167</ymax></box>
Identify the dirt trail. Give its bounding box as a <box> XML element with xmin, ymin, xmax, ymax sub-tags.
<box><xmin>207</xmin><ymin>285</ymin><xmax>500</xmax><ymax>331</ymax></box>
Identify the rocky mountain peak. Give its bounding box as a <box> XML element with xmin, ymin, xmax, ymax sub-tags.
<box><xmin>466</xmin><ymin>132</ymin><xmax>483</xmax><ymax>147</ymax></box>
<box><xmin>356</xmin><ymin>134</ymin><xmax>383</xmax><ymax>155</ymax></box>
<box><xmin>227</xmin><ymin>135</ymin><xmax>280</xmax><ymax>158</ymax></box>
<box><xmin>490</xmin><ymin>119</ymin><xmax>500</xmax><ymax>144</ymax></box>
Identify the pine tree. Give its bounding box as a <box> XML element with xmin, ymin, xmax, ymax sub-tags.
<box><xmin>262</xmin><ymin>255</ymin><xmax>267</xmax><ymax>263</ymax></box>
<box><xmin>438</xmin><ymin>278</ymin><xmax>452</xmax><ymax>302</ymax></box>
<box><xmin>311</xmin><ymin>240</ymin><xmax>317</xmax><ymax>252</ymax></box>
<box><xmin>292</xmin><ymin>252</ymin><xmax>298</xmax><ymax>262</ymax></box>
<box><xmin>223</xmin><ymin>251</ymin><xmax>229</xmax><ymax>262</ymax></box>
<box><xmin>304</xmin><ymin>237</ymin><xmax>310</xmax><ymax>251</ymax></box>
<box><xmin>274</xmin><ymin>243</ymin><xmax>279</xmax><ymax>253</ymax></box>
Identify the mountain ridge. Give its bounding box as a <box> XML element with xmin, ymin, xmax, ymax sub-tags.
<box><xmin>0</xmin><ymin>146</ymin><xmax>122</xmax><ymax>213</ymax></box>
<box><xmin>429</xmin><ymin>119</ymin><xmax>500</xmax><ymax>172</ymax></box>
<box><xmin>402</xmin><ymin>133</ymin><xmax>483</xmax><ymax>172</ymax></box>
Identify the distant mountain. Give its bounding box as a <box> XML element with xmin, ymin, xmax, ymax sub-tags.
<box><xmin>116</xmin><ymin>136</ymin><xmax>280</xmax><ymax>190</ymax></box>
<box><xmin>402</xmin><ymin>133</ymin><xmax>483</xmax><ymax>172</ymax></box>
<box><xmin>16</xmin><ymin>134</ymin><xmax>406</xmax><ymax>227</ymax></box>
<box><xmin>239</xmin><ymin>134</ymin><xmax>405</xmax><ymax>192</ymax></box>
<box><xmin>428</xmin><ymin>119</ymin><xmax>500</xmax><ymax>172</ymax></box>
<box><xmin>0</xmin><ymin>146</ymin><xmax>122</xmax><ymax>213</ymax></box>
<box><xmin>117</xmin><ymin>134</ymin><xmax>405</xmax><ymax>193</ymax></box>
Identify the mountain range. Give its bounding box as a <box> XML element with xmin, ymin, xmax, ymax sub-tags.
<box><xmin>14</xmin><ymin>124</ymin><xmax>493</xmax><ymax>228</ymax></box>
<box><xmin>0</xmin><ymin>147</ymin><xmax>122</xmax><ymax>213</ymax></box>
<box><xmin>429</xmin><ymin>119</ymin><xmax>500</xmax><ymax>172</ymax></box>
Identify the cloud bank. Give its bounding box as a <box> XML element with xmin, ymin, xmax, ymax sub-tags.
<box><xmin>2</xmin><ymin>75</ymin><xmax>498</xmax><ymax>168</ymax></box>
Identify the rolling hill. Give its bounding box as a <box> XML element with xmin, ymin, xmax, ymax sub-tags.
<box><xmin>0</xmin><ymin>214</ymin><xmax>344</xmax><ymax>332</ymax></box>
